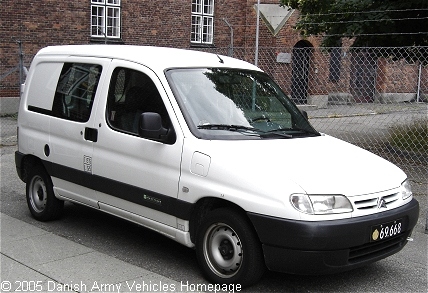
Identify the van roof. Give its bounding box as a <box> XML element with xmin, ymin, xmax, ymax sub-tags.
<box><xmin>36</xmin><ymin>45</ymin><xmax>261</xmax><ymax>72</ymax></box>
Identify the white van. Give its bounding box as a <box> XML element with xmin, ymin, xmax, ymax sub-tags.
<box><xmin>16</xmin><ymin>45</ymin><xmax>419</xmax><ymax>287</ymax></box>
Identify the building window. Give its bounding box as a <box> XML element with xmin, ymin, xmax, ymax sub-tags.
<box><xmin>91</xmin><ymin>0</ymin><xmax>121</xmax><ymax>39</ymax></box>
<box><xmin>191</xmin><ymin>0</ymin><xmax>214</xmax><ymax>44</ymax></box>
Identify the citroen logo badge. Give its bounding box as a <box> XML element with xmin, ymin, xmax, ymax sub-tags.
<box><xmin>377</xmin><ymin>197</ymin><xmax>387</xmax><ymax>209</ymax></box>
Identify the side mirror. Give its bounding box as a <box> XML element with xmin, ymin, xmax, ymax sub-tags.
<box><xmin>301</xmin><ymin>110</ymin><xmax>308</xmax><ymax>120</ymax></box>
<box><xmin>138</xmin><ymin>112</ymin><xmax>168</xmax><ymax>141</ymax></box>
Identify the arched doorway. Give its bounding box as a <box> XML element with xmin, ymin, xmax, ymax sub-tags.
<box><xmin>350</xmin><ymin>49</ymin><xmax>376</xmax><ymax>103</ymax></box>
<box><xmin>291</xmin><ymin>40</ymin><xmax>313</xmax><ymax>104</ymax></box>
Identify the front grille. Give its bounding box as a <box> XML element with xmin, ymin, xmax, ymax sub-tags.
<box><xmin>353</xmin><ymin>192</ymin><xmax>400</xmax><ymax>210</ymax></box>
<box><xmin>348</xmin><ymin>233</ymin><xmax>408</xmax><ymax>263</ymax></box>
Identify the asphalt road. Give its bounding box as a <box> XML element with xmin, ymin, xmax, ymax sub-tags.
<box><xmin>1</xmin><ymin>144</ymin><xmax>427</xmax><ymax>292</ymax></box>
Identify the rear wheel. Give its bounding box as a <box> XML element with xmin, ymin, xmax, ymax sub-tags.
<box><xmin>195</xmin><ymin>208</ymin><xmax>265</xmax><ymax>287</ymax></box>
<box><xmin>26</xmin><ymin>165</ymin><xmax>63</xmax><ymax>221</ymax></box>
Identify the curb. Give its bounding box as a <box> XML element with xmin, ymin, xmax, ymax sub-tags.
<box><xmin>1</xmin><ymin>135</ymin><xmax>17</xmax><ymax>146</ymax></box>
<box><xmin>308</xmin><ymin>112</ymin><xmax>378</xmax><ymax>119</ymax></box>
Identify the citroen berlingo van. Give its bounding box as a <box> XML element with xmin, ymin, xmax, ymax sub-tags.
<box><xmin>15</xmin><ymin>45</ymin><xmax>419</xmax><ymax>287</ymax></box>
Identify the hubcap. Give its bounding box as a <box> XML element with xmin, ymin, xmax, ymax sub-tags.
<box><xmin>203</xmin><ymin>223</ymin><xmax>243</xmax><ymax>278</ymax></box>
<box><xmin>29</xmin><ymin>176</ymin><xmax>47</xmax><ymax>213</ymax></box>
<box><xmin>219</xmin><ymin>239</ymin><xmax>234</xmax><ymax>259</ymax></box>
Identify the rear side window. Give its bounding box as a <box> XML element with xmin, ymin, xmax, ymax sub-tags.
<box><xmin>26</xmin><ymin>62</ymin><xmax>63</xmax><ymax>111</ymax></box>
<box><xmin>52</xmin><ymin>63</ymin><xmax>102</xmax><ymax>122</ymax></box>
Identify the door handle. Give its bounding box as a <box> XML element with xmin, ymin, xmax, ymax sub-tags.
<box><xmin>84</xmin><ymin>127</ymin><xmax>98</xmax><ymax>142</ymax></box>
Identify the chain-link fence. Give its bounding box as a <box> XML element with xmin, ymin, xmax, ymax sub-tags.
<box><xmin>197</xmin><ymin>46</ymin><xmax>427</xmax><ymax>187</ymax></box>
<box><xmin>1</xmin><ymin>46</ymin><xmax>427</xmax><ymax>188</ymax></box>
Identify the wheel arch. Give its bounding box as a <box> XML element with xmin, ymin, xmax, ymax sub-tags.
<box><xmin>18</xmin><ymin>154</ymin><xmax>47</xmax><ymax>183</ymax></box>
<box><xmin>189</xmin><ymin>197</ymin><xmax>259</xmax><ymax>244</ymax></box>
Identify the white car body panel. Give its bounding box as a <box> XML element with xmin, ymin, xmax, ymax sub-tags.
<box><xmin>179</xmin><ymin>134</ymin><xmax>409</xmax><ymax>221</ymax></box>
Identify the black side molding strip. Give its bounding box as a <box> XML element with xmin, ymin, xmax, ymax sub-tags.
<box><xmin>41</xmin><ymin>159</ymin><xmax>193</xmax><ymax>220</ymax></box>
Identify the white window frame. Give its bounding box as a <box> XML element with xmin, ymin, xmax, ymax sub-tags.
<box><xmin>91</xmin><ymin>0</ymin><xmax>121</xmax><ymax>39</ymax></box>
<box><xmin>191</xmin><ymin>0</ymin><xmax>214</xmax><ymax>44</ymax></box>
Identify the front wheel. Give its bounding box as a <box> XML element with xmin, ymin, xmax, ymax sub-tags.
<box><xmin>26</xmin><ymin>165</ymin><xmax>63</xmax><ymax>221</ymax></box>
<box><xmin>195</xmin><ymin>208</ymin><xmax>265</xmax><ymax>287</ymax></box>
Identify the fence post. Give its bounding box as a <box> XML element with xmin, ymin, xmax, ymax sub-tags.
<box><xmin>17</xmin><ymin>40</ymin><xmax>24</xmax><ymax>86</ymax></box>
<box><xmin>223</xmin><ymin>18</ymin><xmax>234</xmax><ymax>57</ymax></box>
<box><xmin>255</xmin><ymin>0</ymin><xmax>260</xmax><ymax>66</ymax></box>
<box><xmin>17</xmin><ymin>40</ymin><xmax>24</xmax><ymax>98</ymax></box>
<box><xmin>417</xmin><ymin>63</ymin><xmax>422</xmax><ymax>103</ymax></box>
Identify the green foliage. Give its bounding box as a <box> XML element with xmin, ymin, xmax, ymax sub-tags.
<box><xmin>388</xmin><ymin>118</ymin><xmax>428</xmax><ymax>155</ymax></box>
<box><xmin>280</xmin><ymin>0</ymin><xmax>428</xmax><ymax>51</ymax></box>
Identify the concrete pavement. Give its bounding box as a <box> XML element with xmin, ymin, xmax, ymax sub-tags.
<box><xmin>0</xmin><ymin>212</ymin><xmax>191</xmax><ymax>293</ymax></box>
<box><xmin>1</xmin><ymin>208</ymin><xmax>427</xmax><ymax>293</ymax></box>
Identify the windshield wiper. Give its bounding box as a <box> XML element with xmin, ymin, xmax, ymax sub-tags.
<box><xmin>197</xmin><ymin>124</ymin><xmax>263</xmax><ymax>137</ymax></box>
<box><xmin>260</xmin><ymin>131</ymin><xmax>293</xmax><ymax>138</ymax></box>
<box><xmin>196</xmin><ymin>124</ymin><xmax>318</xmax><ymax>138</ymax></box>
<box><xmin>198</xmin><ymin>124</ymin><xmax>257</xmax><ymax>131</ymax></box>
<box><xmin>268</xmin><ymin>127</ymin><xmax>319</xmax><ymax>136</ymax></box>
<box><xmin>197</xmin><ymin>124</ymin><xmax>258</xmax><ymax>132</ymax></box>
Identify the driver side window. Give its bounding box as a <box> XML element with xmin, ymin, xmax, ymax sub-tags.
<box><xmin>106</xmin><ymin>67</ymin><xmax>171</xmax><ymax>135</ymax></box>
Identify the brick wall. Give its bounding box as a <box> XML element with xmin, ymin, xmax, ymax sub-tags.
<box><xmin>1</xmin><ymin>0</ymin><xmax>424</xmax><ymax>101</ymax></box>
<box><xmin>1</xmin><ymin>0</ymin><xmax>257</xmax><ymax>97</ymax></box>
<box><xmin>1</xmin><ymin>1</ymin><xmax>90</xmax><ymax>97</ymax></box>
<box><xmin>377</xmin><ymin>58</ymin><xmax>419</xmax><ymax>93</ymax></box>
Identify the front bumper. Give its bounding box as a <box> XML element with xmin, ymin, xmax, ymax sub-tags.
<box><xmin>248</xmin><ymin>198</ymin><xmax>419</xmax><ymax>275</ymax></box>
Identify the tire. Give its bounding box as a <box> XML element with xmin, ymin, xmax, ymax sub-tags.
<box><xmin>195</xmin><ymin>208</ymin><xmax>265</xmax><ymax>287</ymax></box>
<box><xmin>26</xmin><ymin>165</ymin><xmax>63</xmax><ymax>221</ymax></box>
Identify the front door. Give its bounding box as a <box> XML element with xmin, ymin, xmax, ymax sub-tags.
<box><xmin>92</xmin><ymin>61</ymin><xmax>184</xmax><ymax>227</ymax></box>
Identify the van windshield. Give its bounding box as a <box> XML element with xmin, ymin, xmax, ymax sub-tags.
<box><xmin>166</xmin><ymin>68</ymin><xmax>320</xmax><ymax>139</ymax></box>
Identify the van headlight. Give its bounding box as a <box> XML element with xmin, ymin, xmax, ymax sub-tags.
<box><xmin>290</xmin><ymin>194</ymin><xmax>353</xmax><ymax>215</ymax></box>
<box><xmin>400</xmin><ymin>179</ymin><xmax>412</xmax><ymax>200</ymax></box>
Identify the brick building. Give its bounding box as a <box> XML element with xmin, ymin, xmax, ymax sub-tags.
<box><xmin>1</xmin><ymin>1</ymin><xmax>319</xmax><ymax>97</ymax></box>
<box><xmin>1</xmin><ymin>0</ymin><xmax>425</xmax><ymax>106</ymax></box>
